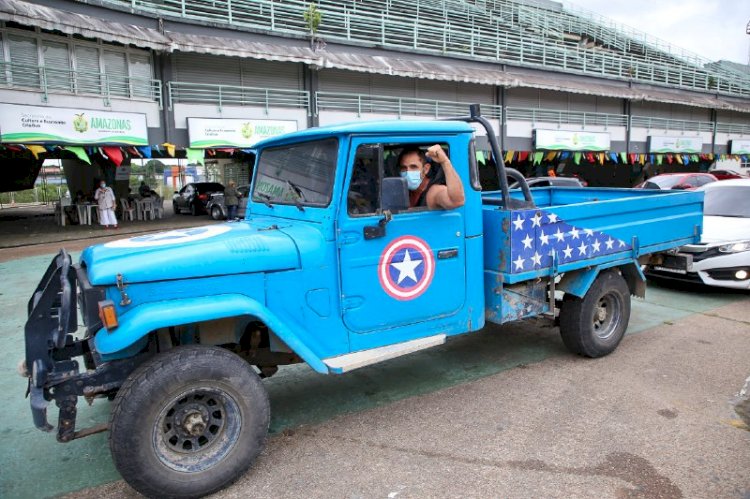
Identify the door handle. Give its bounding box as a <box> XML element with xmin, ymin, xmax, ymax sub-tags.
<box><xmin>438</xmin><ymin>248</ymin><xmax>459</xmax><ymax>259</ymax></box>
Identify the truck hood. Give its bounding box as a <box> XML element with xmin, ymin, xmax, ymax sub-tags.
<box><xmin>81</xmin><ymin>219</ymin><xmax>300</xmax><ymax>285</ymax></box>
<box><xmin>701</xmin><ymin>215</ymin><xmax>750</xmax><ymax>244</ymax></box>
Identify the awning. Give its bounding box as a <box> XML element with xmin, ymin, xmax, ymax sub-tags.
<box><xmin>2</xmin><ymin>0</ymin><xmax>749</xmax><ymax>113</ymax></box>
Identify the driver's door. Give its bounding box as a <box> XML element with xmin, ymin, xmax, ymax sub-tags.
<box><xmin>337</xmin><ymin>138</ymin><xmax>467</xmax><ymax>343</ymax></box>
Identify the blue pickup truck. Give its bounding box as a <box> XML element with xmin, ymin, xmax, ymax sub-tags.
<box><xmin>22</xmin><ymin>107</ymin><xmax>703</xmax><ymax>498</ymax></box>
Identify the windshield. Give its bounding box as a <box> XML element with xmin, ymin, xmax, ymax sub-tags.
<box><xmin>703</xmin><ymin>186</ymin><xmax>750</xmax><ymax>217</ymax></box>
<box><xmin>643</xmin><ymin>176</ymin><xmax>684</xmax><ymax>189</ymax></box>
<box><xmin>252</xmin><ymin>138</ymin><xmax>338</xmax><ymax>207</ymax></box>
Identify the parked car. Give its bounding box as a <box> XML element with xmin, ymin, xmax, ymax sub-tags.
<box><xmin>172</xmin><ymin>182</ymin><xmax>225</xmax><ymax>215</ymax></box>
<box><xmin>206</xmin><ymin>185</ymin><xmax>250</xmax><ymax>220</ymax></box>
<box><xmin>645</xmin><ymin>179</ymin><xmax>750</xmax><ymax>289</ymax></box>
<box><xmin>708</xmin><ymin>169</ymin><xmax>745</xmax><ymax>180</ymax></box>
<box><xmin>635</xmin><ymin>172</ymin><xmax>717</xmax><ymax>190</ymax></box>
<box><xmin>509</xmin><ymin>176</ymin><xmax>584</xmax><ymax>189</ymax></box>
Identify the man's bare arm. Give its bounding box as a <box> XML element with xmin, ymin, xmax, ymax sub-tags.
<box><xmin>425</xmin><ymin>144</ymin><xmax>465</xmax><ymax>209</ymax></box>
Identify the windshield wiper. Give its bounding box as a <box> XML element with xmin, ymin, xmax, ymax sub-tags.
<box><xmin>286</xmin><ymin>181</ymin><xmax>306</xmax><ymax>212</ymax></box>
<box><xmin>256</xmin><ymin>193</ymin><xmax>274</xmax><ymax>208</ymax></box>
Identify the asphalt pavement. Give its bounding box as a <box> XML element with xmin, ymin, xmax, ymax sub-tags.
<box><xmin>0</xmin><ymin>208</ymin><xmax>748</xmax><ymax>498</ymax></box>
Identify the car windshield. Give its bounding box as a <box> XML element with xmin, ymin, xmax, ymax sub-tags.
<box><xmin>252</xmin><ymin>138</ymin><xmax>338</xmax><ymax>207</ymax></box>
<box><xmin>644</xmin><ymin>176</ymin><xmax>684</xmax><ymax>189</ymax></box>
<box><xmin>703</xmin><ymin>186</ymin><xmax>750</xmax><ymax>218</ymax></box>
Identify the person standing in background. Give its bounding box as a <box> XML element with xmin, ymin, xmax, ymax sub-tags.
<box><xmin>224</xmin><ymin>180</ymin><xmax>241</xmax><ymax>220</ymax></box>
<box><xmin>95</xmin><ymin>180</ymin><xmax>118</xmax><ymax>229</ymax></box>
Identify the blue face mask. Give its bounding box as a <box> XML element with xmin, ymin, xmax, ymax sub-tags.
<box><xmin>400</xmin><ymin>170</ymin><xmax>422</xmax><ymax>191</ymax></box>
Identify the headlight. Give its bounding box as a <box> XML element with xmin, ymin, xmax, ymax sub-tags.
<box><xmin>718</xmin><ymin>241</ymin><xmax>750</xmax><ymax>253</ymax></box>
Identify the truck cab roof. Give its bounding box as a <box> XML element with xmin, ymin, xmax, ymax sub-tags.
<box><xmin>253</xmin><ymin>120</ymin><xmax>475</xmax><ymax>149</ymax></box>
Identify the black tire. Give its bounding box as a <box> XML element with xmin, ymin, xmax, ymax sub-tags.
<box><xmin>190</xmin><ymin>202</ymin><xmax>198</xmax><ymax>216</ymax></box>
<box><xmin>211</xmin><ymin>205</ymin><xmax>224</xmax><ymax>220</ymax></box>
<box><xmin>109</xmin><ymin>345</ymin><xmax>270</xmax><ymax>498</ymax></box>
<box><xmin>172</xmin><ymin>201</ymin><xmax>180</xmax><ymax>215</ymax></box>
<box><xmin>559</xmin><ymin>270</ymin><xmax>631</xmax><ymax>358</ymax></box>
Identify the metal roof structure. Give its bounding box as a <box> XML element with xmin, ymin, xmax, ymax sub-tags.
<box><xmin>1</xmin><ymin>0</ymin><xmax>749</xmax><ymax>112</ymax></box>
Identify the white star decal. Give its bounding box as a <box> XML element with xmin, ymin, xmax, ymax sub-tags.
<box><xmin>513</xmin><ymin>215</ymin><xmax>525</xmax><ymax>231</ymax></box>
<box><xmin>390</xmin><ymin>249</ymin><xmax>422</xmax><ymax>285</ymax></box>
<box><xmin>554</xmin><ymin>228</ymin><xmax>565</xmax><ymax>242</ymax></box>
<box><xmin>578</xmin><ymin>242</ymin><xmax>588</xmax><ymax>256</ymax></box>
<box><xmin>531</xmin><ymin>212</ymin><xmax>543</xmax><ymax>227</ymax></box>
<box><xmin>570</xmin><ymin>228</ymin><xmax>580</xmax><ymax>239</ymax></box>
<box><xmin>522</xmin><ymin>234</ymin><xmax>533</xmax><ymax>249</ymax></box>
<box><xmin>531</xmin><ymin>252</ymin><xmax>542</xmax><ymax>266</ymax></box>
<box><xmin>592</xmin><ymin>240</ymin><xmax>601</xmax><ymax>253</ymax></box>
<box><xmin>584</xmin><ymin>229</ymin><xmax>594</xmax><ymax>237</ymax></box>
<box><xmin>619</xmin><ymin>240</ymin><xmax>627</xmax><ymax>248</ymax></box>
<box><xmin>547</xmin><ymin>213</ymin><xmax>558</xmax><ymax>224</ymax></box>
<box><xmin>539</xmin><ymin>231</ymin><xmax>550</xmax><ymax>246</ymax></box>
<box><xmin>605</xmin><ymin>238</ymin><xmax>615</xmax><ymax>250</ymax></box>
<box><xmin>563</xmin><ymin>245</ymin><xmax>573</xmax><ymax>259</ymax></box>
<box><xmin>513</xmin><ymin>255</ymin><xmax>526</xmax><ymax>270</ymax></box>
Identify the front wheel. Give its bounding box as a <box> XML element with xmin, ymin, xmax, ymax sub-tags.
<box><xmin>172</xmin><ymin>201</ymin><xmax>180</xmax><ymax>215</ymax></box>
<box><xmin>190</xmin><ymin>203</ymin><xmax>198</xmax><ymax>216</ymax></box>
<box><xmin>559</xmin><ymin>270</ymin><xmax>631</xmax><ymax>358</ymax></box>
<box><xmin>109</xmin><ymin>346</ymin><xmax>270</xmax><ymax>498</ymax></box>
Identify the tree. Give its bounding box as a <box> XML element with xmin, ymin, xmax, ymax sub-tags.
<box><xmin>303</xmin><ymin>3</ymin><xmax>324</xmax><ymax>50</ymax></box>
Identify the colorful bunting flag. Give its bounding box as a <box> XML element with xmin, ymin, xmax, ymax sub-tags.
<box><xmin>102</xmin><ymin>147</ymin><xmax>123</xmax><ymax>167</ymax></box>
<box><xmin>64</xmin><ymin>146</ymin><xmax>91</xmax><ymax>165</ymax></box>
<box><xmin>25</xmin><ymin>145</ymin><xmax>46</xmax><ymax>159</ymax></box>
<box><xmin>186</xmin><ymin>148</ymin><xmax>205</xmax><ymax>166</ymax></box>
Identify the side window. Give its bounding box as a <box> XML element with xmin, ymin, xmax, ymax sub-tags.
<box><xmin>347</xmin><ymin>144</ymin><xmax>381</xmax><ymax>216</ymax></box>
<box><xmin>684</xmin><ymin>176</ymin><xmax>700</xmax><ymax>187</ymax></box>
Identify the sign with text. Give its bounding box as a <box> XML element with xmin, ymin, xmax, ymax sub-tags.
<box><xmin>648</xmin><ymin>135</ymin><xmax>703</xmax><ymax>153</ymax></box>
<box><xmin>187</xmin><ymin>118</ymin><xmax>298</xmax><ymax>148</ymax></box>
<box><xmin>729</xmin><ymin>139</ymin><xmax>750</xmax><ymax>155</ymax></box>
<box><xmin>0</xmin><ymin>104</ymin><xmax>148</xmax><ymax>145</ymax></box>
<box><xmin>534</xmin><ymin>129</ymin><xmax>610</xmax><ymax>151</ymax></box>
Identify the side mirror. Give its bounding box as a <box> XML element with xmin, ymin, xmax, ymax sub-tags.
<box><xmin>381</xmin><ymin>177</ymin><xmax>409</xmax><ymax>212</ymax></box>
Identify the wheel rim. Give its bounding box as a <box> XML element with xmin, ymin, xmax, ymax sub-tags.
<box><xmin>592</xmin><ymin>292</ymin><xmax>622</xmax><ymax>340</ymax></box>
<box><xmin>153</xmin><ymin>386</ymin><xmax>242</xmax><ymax>473</ymax></box>
<box><xmin>212</xmin><ymin>207</ymin><xmax>221</xmax><ymax>220</ymax></box>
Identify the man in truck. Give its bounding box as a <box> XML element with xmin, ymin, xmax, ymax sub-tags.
<box><xmin>398</xmin><ymin>144</ymin><xmax>465</xmax><ymax>209</ymax></box>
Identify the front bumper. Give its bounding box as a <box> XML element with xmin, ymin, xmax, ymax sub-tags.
<box><xmin>23</xmin><ymin>250</ymin><xmax>143</xmax><ymax>441</ymax></box>
<box><xmin>647</xmin><ymin>249</ymin><xmax>750</xmax><ymax>290</ymax></box>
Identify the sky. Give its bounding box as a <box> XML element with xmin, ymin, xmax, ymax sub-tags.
<box><xmin>564</xmin><ymin>0</ymin><xmax>750</xmax><ymax>64</ymax></box>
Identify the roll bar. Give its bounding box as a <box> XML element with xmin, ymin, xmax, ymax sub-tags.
<box><xmin>446</xmin><ymin>104</ymin><xmax>534</xmax><ymax>209</ymax></box>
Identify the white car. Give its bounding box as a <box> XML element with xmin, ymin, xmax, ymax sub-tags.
<box><xmin>646</xmin><ymin>179</ymin><xmax>750</xmax><ymax>290</ymax></box>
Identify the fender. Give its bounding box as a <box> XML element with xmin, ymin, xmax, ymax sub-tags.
<box><xmin>94</xmin><ymin>294</ymin><xmax>329</xmax><ymax>373</ymax></box>
<box><xmin>558</xmin><ymin>260</ymin><xmax>646</xmax><ymax>298</ymax></box>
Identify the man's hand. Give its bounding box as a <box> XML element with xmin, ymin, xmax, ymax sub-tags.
<box><xmin>426</xmin><ymin>144</ymin><xmax>449</xmax><ymax>164</ymax></box>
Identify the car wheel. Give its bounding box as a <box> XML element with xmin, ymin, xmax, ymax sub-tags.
<box><xmin>559</xmin><ymin>270</ymin><xmax>631</xmax><ymax>358</ymax></box>
<box><xmin>109</xmin><ymin>345</ymin><xmax>270</xmax><ymax>498</ymax></box>
<box><xmin>172</xmin><ymin>201</ymin><xmax>180</xmax><ymax>215</ymax></box>
<box><xmin>190</xmin><ymin>203</ymin><xmax>198</xmax><ymax>216</ymax></box>
<box><xmin>211</xmin><ymin>205</ymin><xmax>224</xmax><ymax>220</ymax></box>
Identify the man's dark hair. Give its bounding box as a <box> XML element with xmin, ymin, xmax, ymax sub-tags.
<box><xmin>397</xmin><ymin>147</ymin><xmax>426</xmax><ymax>167</ymax></box>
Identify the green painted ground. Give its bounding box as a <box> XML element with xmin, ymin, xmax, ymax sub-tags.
<box><xmin>0</xmin><ymin>252</ymin><xmax>745</xmax><ymax>498</ymax></box>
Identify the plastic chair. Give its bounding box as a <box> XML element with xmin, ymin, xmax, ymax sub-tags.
<box><xmin>120</xmin><ymin>198</ymin><xmax>135</xmax><ymax>222</ymax></box>
<box><xmin>151</xmin><ymin>197</ymin><xmax>164</xmax><ymax>219</ymax></box>
<box><xmin>141</xmin><ymin>198</ymin><xmax>155</xmax><ymax>220</ymax></box>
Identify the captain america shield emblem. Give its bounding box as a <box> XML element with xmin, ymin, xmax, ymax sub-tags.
<box><xmin>378</xmin><ymin>236</ymin><xmax>435</xmax><ymax>300</ymax></box>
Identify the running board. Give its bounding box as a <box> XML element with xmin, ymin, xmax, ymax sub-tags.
<box><xmin>324</xmin><ymin>334</ymin><xmax>447</xmax><ymax>374</ymax></box>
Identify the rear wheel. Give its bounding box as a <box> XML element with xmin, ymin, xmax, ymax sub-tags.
<box><xmin>109</xmin><ymin>345</ymin><xmax>270</xmax><ymax>498</ymax></box>
<box><xmin>559</xmin><ymin>270</ymin><xmax>631</xmax><ymax>358</ymax></box>
<box><xmin>211</xmin><ymin>205</ymin><xmax>224</xmax><ymax>220</ymax></box>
